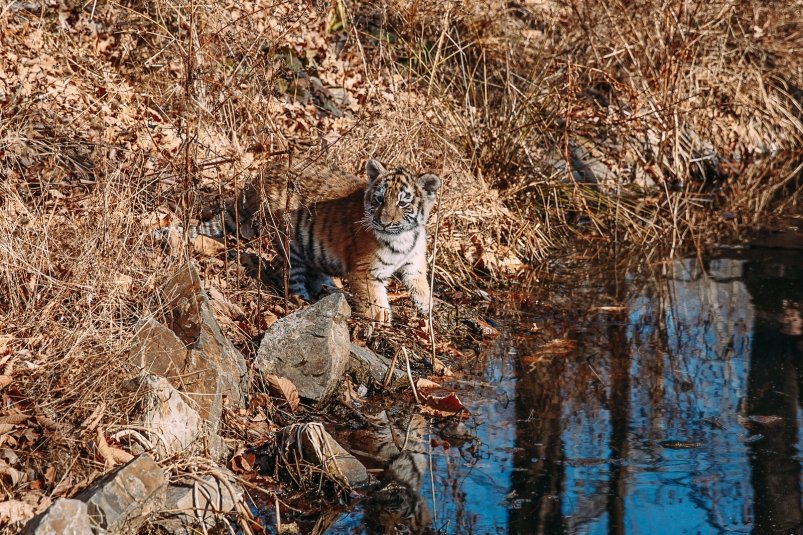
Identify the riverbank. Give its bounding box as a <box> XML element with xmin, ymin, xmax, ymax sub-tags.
<box><xmin>0</xmin><ymin>1</ymin><xmax>801</xmax><ymax>532</ymax></box>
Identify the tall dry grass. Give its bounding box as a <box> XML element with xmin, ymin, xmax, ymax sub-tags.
<box><xmin>0</xmin><ymin>0</ymin><xmax>800</xmax><ymax>525</ymax></box>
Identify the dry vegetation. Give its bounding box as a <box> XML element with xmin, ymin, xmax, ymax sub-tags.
<box><xmin>0</xmin><ymin>0</ymin><xmax>801</xmax><ymax>530</ymax></box>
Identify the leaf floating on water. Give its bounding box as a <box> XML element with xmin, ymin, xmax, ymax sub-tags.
<box><xmin>659</xmin><ymin>439</ymin><xmax>703</xmax><ymax>449</ymax></box>
<box><xmin>420</xmin><ymin>392</ymin><xmax>468</xmax><ymax>418</ymax></box>
<box><xmin>264</xmin><ymin>375</ymin><xmax>300</xmax><ymax>411</ymax></box>
<box><xmin>747</xmin><ymin>415</ymin><xmax>783</xmax><ymax>426</ymax></box>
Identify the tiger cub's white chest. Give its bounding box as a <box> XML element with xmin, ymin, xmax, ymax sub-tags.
<box><xmin>372</xmin><ymin>229</ymin><xmax>424</xmax><ymax>279</ymax></box>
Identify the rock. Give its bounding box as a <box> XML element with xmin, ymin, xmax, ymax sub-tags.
<box><xmin>128</xmin><ymin>318</ymin><xmax>186</xmax><ymax>380</ymax></box>
<box><xmin>128</xmin><ymin>262</ymin><xmax>249</xmax><ymax>435</ymax></box>
<box><xmin>121</xmin><ymin>374</ymin><xmax>225</xmax><ymax>460</ymax></box>
<box><xmin>22</xmin><ymin>499</ymin><xmax>93</xmax><ymax>535</ymax></box>
<box><xmin>156</xmin><ymin>468</ymin><xmax>243</xmax><ymax>534</ymax></box>
<box><xmin>75</xmin><ymin>454</ymin><xmax>167</xmax><ymax>533</ymax></box>
<box><xmin>255</xmin><ymin>293</ymin><xmax>351</xmax><ymax>405</ymax></box>
<box><xmin>348</xmin><ymin>344</ymin><xmax>407</xmax><ymax>391</ymax></box>
<box><xmin>278</xmin><ymin>423</ymin><xmax>369</xmax><ymax>489</ymax></box>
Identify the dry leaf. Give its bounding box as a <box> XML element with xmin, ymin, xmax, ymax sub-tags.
<box><xmin>141</xmin><ymin>211</ymin><xmax>172</xmax><ymax>232</ymax></box>
<box><xmin>0</xmin><ymin>500</ymin><xmax>35</xmax><ymax>525</ymax></box>
<box><xmin>110</xmin><ymin>272</ymin><xmax>133</xmax><ymax>291</ymax></box>
<box><xmin>0</xmin><ymin>335</ymin><xmax>13</xmax><ymax>356</ymax></box>
<box><xmin>0</xmin><ymin>459</ymin><xmax>22</xmax><ymax>485</ymax></box>
<box><xmin>423</xmin><ymin>392</ymin><xmax>467</xmax><ymax>413</ymax></box>
<box><xmin>192</xmin><ymin>234</ymin><xmax>226</xmax><ymax>257</ymax></box>
<box><xmin>432</xmin><ymin>357</ymin><xmax>454</xmax><ymax>377</ymax></box>
<box><xmin>415</xmin><ymin>378</ymin><xmax>441</xmax><ymax>391</ymax></box>
<box><xmin>0</xmin><ymin>414</ymin><xmax>30</xmax><ymax>425</ymax></box>
<box><xmin>421</xmin><ymin>392</ymin><xmax>468</xmax><ymax>417</ymax></box>
<box><xmin>230</xmin><ymin>448</ymin><xmax>256</xmax><ymax>474</ymax></box>
<box><xmin>208</xmin><ymin>286</ymin><xmax>245</xmax><ymax>319</ymax></box>
<box><xmin>109</xmin><ymin>446</ymin><xmax>134</xmax><ymax>464</ymax></box>
<box><xmin>264</xmin><ymin>375</ymin><xmax>300</xmax><ymax>411</ymax></box>
<box><xmin>96</xmin><ymin>427</ymin><xmax>118</xmax><ymax>468</ymax></box>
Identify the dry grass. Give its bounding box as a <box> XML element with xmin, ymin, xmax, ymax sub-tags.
<box><xmin>0</xmin><ymin>0</ymin><xmax>801</xmax><ymax>529</ymax></box>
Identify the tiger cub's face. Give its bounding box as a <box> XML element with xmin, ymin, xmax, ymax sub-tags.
<box><xmin>363</xmin><ymin>160</ymin><xmax>441</xmax><ymax>235</ymax></box>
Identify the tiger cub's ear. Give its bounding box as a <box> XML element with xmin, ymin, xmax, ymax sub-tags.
<box><xmin>366</xmin><ymin>159</ymin><xmax>387</xmax><ymax>183</ymax></box>
<box><xmin>417</xmin><ymin>173</ymin><xmax>441</xmax><ymax>197</ymax></box>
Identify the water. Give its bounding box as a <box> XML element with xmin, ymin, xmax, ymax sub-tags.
<box><xmin>290</xmin><ymin>247</ymin><xmax>803</xmax><ymax>534</ymax></box>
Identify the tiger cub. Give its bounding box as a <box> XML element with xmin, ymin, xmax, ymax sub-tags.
<box><xmin>198</xmin><ymin>160</ymin><xmax>442</xmax><ymax>323</ymax></box>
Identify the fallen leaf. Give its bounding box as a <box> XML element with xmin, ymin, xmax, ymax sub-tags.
<box><xmin>208</xmin><ymin>286</ymin><xmax>245</xmax><ymax>319</ymax></box>
<box><xmin>0</xmin><ymin>335</ymin><xmax>14</xmax><ymax>356</ymax></box>
<box><xmin>0</xmin><ymin>500</ymin><xmax>35</xmax><ymax>525</ymax></box>
<box><xmin>230</xmin><ymin>449</ymin><xmax>256</xmax><ymax>474</ymax></box>
<box><xmin>110</xmin><ymin>272</ymin><xmax>133</xmax><ymax>291</ymax></box>
<box><xmin>415</xmin><ymin>378</ymin><xmax>441</xmax><ymax>390</ymax></box>
<box><xmin>0</xmin><ymin>414</ymin><xmax>29</xmax><ymax>425</ymax></box>
<box><xmin>192</xmin><ymin>234</ymin><xmax>226</xmax><ymax>256</ymax></box>
<box><xmin>96</xmin><ymin>427</ymin><xmax>118</xmax><ymax>468</ymax></box>
<box><xmin>0</xmin><ymin>459</ymin><xmax>22</xmax><ymax>485</ymax></box>
<box><xmin>421</xmin><ymin>392</ymin><xmax>468</xmax><ymax>418</ymax></box>
<box><xmin>141</xmin><ymin>211</ymin><xmax>172</xmax><ymax>232</ymax></box>
<box><xmin>264</xmin><ymin>375</ymin><xmax>300</xmax><ymax>411</ymax></box>
<box><xmin>432</xmin><ymin>357</ymin><xmax>453</xmax><ymax>377</ymax></box>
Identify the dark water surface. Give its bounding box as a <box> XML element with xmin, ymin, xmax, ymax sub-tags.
<box><xmin>315</xmin><ymin>247</ymin><xmax>803</xmax><ymax>534</ymax></box>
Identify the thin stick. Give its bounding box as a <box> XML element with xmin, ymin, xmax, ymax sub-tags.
<box><xmin>428</xmin><ymin>423</ymin><xmax>438</xmax><ymax>528</ymax></box>
<box><xmin>402</xmin><ymin>347</ymin><xmax>419</xmax><ymax>404</ymax></box>
<box><xmin>382</xmin><ymin>347</ymin><xmax>401</xmax><ymax>389</ymax></box>
<box><xmin>275</xmin><ymin>494</ymin><xmax>281</xmax><ymax>534</ymax></box>
<box><xmin>282</xmin><ymin>156</ymin><xmax>292</xmax><ymax>309</ymax></box>
<box><xmin>428</xmin><ymin>199</ymin><xmax>441</xmax><ymax>366</ymax></box>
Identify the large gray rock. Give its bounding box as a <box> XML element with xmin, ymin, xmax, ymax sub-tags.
<box><xmin>75</xmin><ymin>454</ymin><xmax>167</xmax><ymax>533</ymax></box>
<box><xmin>22</xmin><ymin>499</ymin><xmax>94</xmax><ymax>535</ymax></box>
<box><xmin>348</xmin><ymin>344</ymin><xmax>407</xmax><ymax>391</ymax></box>
<box><xmin>156</xmin><ymin>468</ymin><xmax>243</xmax><ymax>534</ymax></box>
<box><xmin>255</xmin><ymin>293</ymin><xmax>351</xmax><ymax>405</ymax></box>
<box><xmin>121</xmin><ymin>374</ymin><xmax>225</xmax><ymax>460</ymax></box>
<box><xmin>128</xmin><ymin>262</ymin><xmax>249</xmax><ymax>434</ymax></box>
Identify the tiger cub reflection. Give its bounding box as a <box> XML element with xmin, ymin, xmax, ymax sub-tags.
<box><xmin>364</xmin><ymin>410</ymin><xmax>431</xmax><ymax>535</ymax></box>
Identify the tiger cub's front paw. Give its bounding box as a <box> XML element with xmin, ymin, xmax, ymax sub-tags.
<box><xmin>366</xmin><ymin>304</ymin><xmax>392</xmax><ymax>325</ymax></box>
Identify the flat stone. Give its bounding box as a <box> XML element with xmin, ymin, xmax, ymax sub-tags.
<box><xmin>348</xmin><ymin>344</ymin><xmax>407</xmax><ymax>391</ymax></box>
<box><xmin>156</xmin><ymin>468</ymin><xmax>243</xmax><ymax>534</ymax></box>
<box><xmin>75</xmin><ymin>454</ymin><xmax>167</xmax><ymax>533</ymax></box>
<box><xmin>22</xmin><ymin>499</ymin><xmax>94</xmax><ymax>535</ymax></box>
<box><xmin>255</xmin><ymin>294</ymin><xmax>352</xmax><ymax>405</ymax></box>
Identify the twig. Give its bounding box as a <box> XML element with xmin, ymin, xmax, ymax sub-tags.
<box><xmin>382</xmin><ymin>347</ymin><xmax>401</xmax><ymax>389</ymax></box>
<box><xmin>283</xmin><ymin>156</ymin><xmax>293</xmax><ymax>309</ymax></box>
<box><xmin>428</xmin><ymin>198</ymin><xmax>441</xmax><ymax>366</ymax></box>
<box><xmin>402</xmin><ymin>347</ymin><xmax>420</xmax><ymax>404</ymax></box>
